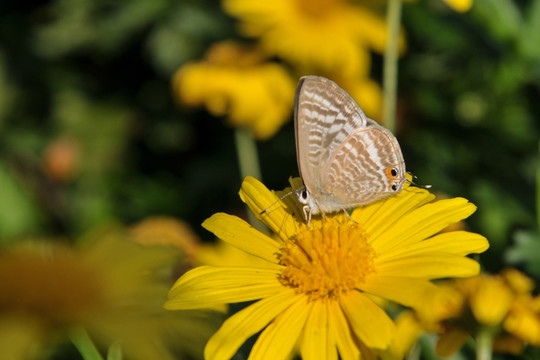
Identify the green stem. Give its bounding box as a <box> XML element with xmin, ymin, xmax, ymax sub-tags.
<box><xmin>107</xmin><ymin>342</ymin><xmax>123</xmax><ymax>360</ymax></box>
<box><xmin>405</xmin><ymin>341</ymin><xmax>421</xmax><ymax>360</ymax></box>
<box><xmin>69</xmin><ymin>327</ymin><xmax>104</xmax><ymax>360</ymax></box>
<box><xmin>476</xmin><ymin>328</ymin><xmax>493</xmax><ymax>360</ymax></box>
<box><xmin>383</xmin><ymin>0</ymin><xmax>402</xmax><ymax>134</ymax></box>
<box><xmin>234</xmin><ymin>127</ymin><xmax>266</xmax><ymax>230</ymax></box>
<box><xmin>235</xmin><ymin>127</ymin><xmax>262</xmax><ymax>182</ymax></box>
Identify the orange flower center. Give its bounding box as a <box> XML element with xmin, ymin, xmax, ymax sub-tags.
<box><xmin>278</xmin><ymin>221</ymin><xmax>377</xmax><ymax>301</ymax></box>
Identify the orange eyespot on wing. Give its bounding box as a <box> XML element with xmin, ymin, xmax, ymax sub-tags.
<box><xmin>384</xmin><ymin>167</ymin><xmax>399</xmax><ymax>180</ymax></box>
<box><xmin>385</xmin><ymin>167</ymin><xmax>401</xmax><ymax>191</ymax></box>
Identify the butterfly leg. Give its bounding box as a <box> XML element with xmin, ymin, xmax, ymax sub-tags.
<box><xmin>302</xmin><ymin>205</ymin><xmax>312</xmax><ymax>228</ymax></box>
<box><xmin>341</xmin><ymin>208</ymin><xmax>358</xmax><ymax>224</ymax></box>
<box><xmin>321</xmin><ymin>210</ymin><xmax>327</xmax><ymax>221</ymax></box>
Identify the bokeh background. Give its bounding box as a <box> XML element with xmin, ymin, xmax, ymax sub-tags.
<box><xmin>0</xmin><ymin>0</ymin><xmax>539</xmax><ymax>358</ymax></box>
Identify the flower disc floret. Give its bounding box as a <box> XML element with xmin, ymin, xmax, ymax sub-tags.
<box><xmin>279</xmin><ymin>221</ymin><xmax>376</xmax><ymax>301</ymax></box>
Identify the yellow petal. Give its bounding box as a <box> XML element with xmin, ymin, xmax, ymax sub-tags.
<box><xmin>350</xmin><ymin>6</ymin><xmax>393</xmax><ymax>54</ymax></box>
<box><xmin>394</xmin><ymin>311</ymin><xmax>424</xmax><ymax>356</ymax></box>
<box><xmin>351</xmin><ymin>196</ymin><xmax>387</xmax><ymax>225</ymax></box>
<box><xmin>374</xmin><ymin>198</ymin><xmax>477</xmax><ymax>253</ymax></box>
<box><xmin>470</xmin><ymin>277</ymin><xmax>514</xmax><ymax>325</ymax></box>
<box><xmin>359</xmin><ymin>275</ymin><xmax>439</xmax><ymax>309</ymax></box>
<box><xmin>377</xmin><ymin>255</ymin><xmax>480</xmax><ymax>279</ymax></box>
<box><xmin>428</xmin><ymin>231</ymin><xmax>489</xmax><ymax>255</ymax></box>
<box><xmin>379</xmin><ymin>311</ymin><xmax>424</xmax><ymax>360</ymax></box>
<box><xmin>196</xmin><ymin>238</ymin><xmax>277</xmax><ymax>269</ymax></box>
<box><xmin>340</xmin><ymin>291</ymin><xmax>396</xmax><ymax>349</ymax></box>
<box><xmin>378</xmin><ymin>231</ymin><xmax>489</xmax><ymax>262</ymax></box>
<box><xmin>174</xmin><ymin>47</ymin><xmax>295</xmax><ymax>140</ymax></box>
<box><xmin>502</xmin><ymin>268</ymin><xmax>535</xmax><ymax>294</ymax></box>
<box><xmin>249</xmin><ymin>296</ymin><xmax>312</xmax><ymax>360</ymax></box>
<box><xmin>504</xmin><ymin>303</ymin><xmax>540</xmax><ymax>344</ymax></box>
<box><xmin>205</xmin><ymin>289</ymin><xmax>298</xmax><ymax>360</ymax></box>
<box><xmin>443</xmin><ymin>0</ymin><xmax>473</xmax><ymax>12</ymax></box>
<box><xmin>239</xmin><ymin>176</ymin><xmax>298</xmax><ymax>240</ymax></box>
<box><xmin>352</xmin><ymin>187</ymin><xmax>435</xmax><ymax>239</ymax></box>
<box><xmin>328</xmin><ymin>302</ymin><xmax>361</xmax><ymax>360</ymax></box>
<box><xmin>165</xmin><ymin>266</ymin><xmax>282</xmax><ymax>309</ymax></box>
<box><xmin>300</xmin><ymin>300</ymin><xmax>337</xmax><ymax>360</ymax></box>
<box><xmin>202</xmin><ymin>212</ymin><xmax>281</xmax><ymax>264</ymax></box>
<box><xmin>223</xmin><ymin>0</ymin><xmax>390</xmax><ymax>78</ymax></box>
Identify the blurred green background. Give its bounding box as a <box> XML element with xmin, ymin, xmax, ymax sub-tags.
<box><xmin>0</xmin><ymin>0</ymin><xmax>539</xmax><ymax>280</ymax></box>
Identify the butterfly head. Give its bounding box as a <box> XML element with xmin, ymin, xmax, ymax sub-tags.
<box><xmin>295</xmin><ymin>187</ymin><xmax>321</xmax><ymax>225</ymax></box>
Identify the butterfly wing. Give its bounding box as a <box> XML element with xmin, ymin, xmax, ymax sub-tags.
<box><xmin>320</xmin><ymin>125</ymin><xmax>406</xmax><ymax>209</ymax></box>
<box><xmin>294</xmin><ymin>76</ymin><xmax>370</xmax><ymax>195</ymax></box>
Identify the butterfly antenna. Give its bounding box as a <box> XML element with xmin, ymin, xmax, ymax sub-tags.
<box><xmin>406</xmin><ymin>174</ymin><xmax>432</xmax><ymax>189</ymax></box>
<box><xmin>260</xmin><ymin>190</ymin><xmax>295</xmax><ymax>215</ymax></box>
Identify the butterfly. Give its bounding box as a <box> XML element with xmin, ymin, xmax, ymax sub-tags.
<box><xmin>294</xmin><ymin>76</ymin><xmax>408</xmax><ymax>224</ymax></box>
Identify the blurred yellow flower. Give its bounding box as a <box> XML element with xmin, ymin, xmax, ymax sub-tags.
<box><xmin>223</xmin><ymin>0</ymin><xmax>401</xmax><ymax>78</ymax></box>
<box><xmin>131</xmin><ymin>216</ymin><xmax>200</xmax><ymax>261</ymax></box>
<box><xmin>0</xmin><ymin>225</ymin><xmax>220</xmax><ymax>360</ymax></box>
<box><xmin>173</xmin><ymin>42</ymin><xmax>295</xmax><ymax>140</ymax></box>
<box><xmin>166</xmin><ymin>176</ymin><xmax>488</xmax><ymax>359</ymax></box>
<box><xmin>443</xmin><ymin>0</ymin><xmax>473</xmax><ymax>12</ymax></box>
<box><xmin>378</xmin><ymin>310</ymin><xmax>424</xmax><ymax>360</ymax></box>
<box><xmin>403</xmin><ymin>0</ymin><xmax>473</xmax><ymax>12</ymax></box>
<box><xmin>418</xmin><ymin>268</ymin><xmax>540</xmax><ymax>357</ymax></box>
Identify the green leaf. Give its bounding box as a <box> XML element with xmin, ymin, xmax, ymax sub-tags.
<box><xmin>473</xmin><ymin>0</ymin><xmax>521</xmax><ymax>42</ymax></box>
<box><xmin>471</xmin><ymin>180</ymin><xmax>532</xmax><ymax>251</ymax></box>
<box><xmin>506</xmin><ymin>230</ymin><xmax>540</xmax><ymax>277</ymax></box>
<box><xmin>0</xmin><ymin>161</ymin><xmax>41</xmax><ymax>241</ymax></box>
<box><xmin>69</xmin><ymin>327</ymin><xmax>104</xmax><ymax>360</ymax></box>
<box><xmin>517</xmin><ymin>0</ymin><xmax>540</xmax><ymax>60</ymax></box>
<box><xmin>107</xmin><ymin>342</ymin><xmax>123</xmax><ymax>360</ymax></box>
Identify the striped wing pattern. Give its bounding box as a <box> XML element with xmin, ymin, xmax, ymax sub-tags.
<box><xmin>294</xmin><ymin>76</ymin><xmax>405</xmax><ymax>213</ymax></box>
<box><xmin>322</xmin><ymin>127</ymin><xmax>405</xmax><ymax>210</ymax></box>
<box><xmin>295</xmin><ymin>76</ymin><xmax>369</xmax><ymax>192</ymax></box>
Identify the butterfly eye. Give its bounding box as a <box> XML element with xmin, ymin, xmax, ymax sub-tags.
<box><xmin>391</xmin><ymin>183</ymin><xmax>398</xmax><ymax>191</ymax></box>
<box><xmin>301</xmin><ymin>189</ymin><xmax>308</xmax><ymax>200</ymax></box>
<box><xmin>391</xmin><ymin>168</ymin><xmax>398</xmax><ymax>177</ymax></box>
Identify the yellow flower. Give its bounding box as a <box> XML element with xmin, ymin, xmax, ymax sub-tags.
<box><xmin>0</xmin><ymin>225</ymin><xmax>220</xmax><ymax>360</ymax></box>
<box><xmin>222</xmin><ymin>0</ymin><xmax>402</xmax><ymax>78</ymax></box>
<box><xmin>131</xmin><ymin>216</ymin><xmax>201</xmax><ymax>262</ymax></box>
<box><xmin>442</xmin><ymin>0</ymin><xmax>473</xmax><ymax>12</ymax></box>
<box><xmin>195</xmin><ymin>237</ymin><xmax>277</xmax><ymax>270</ymax></box>
<box><xmin>418</xmin><ymin>268</ymin><xmax>540</xmax><ymax>357</ymax></box>
<box><xmin>378</xmin><ymin>310</ymin><xmax>424</xmax><ymax>360</ymax></box>
<box><xmin>166</xmin><ymin>176</ymin><xmax>488</xmax><ymax>359</ymax></box>
<box><xmin>173</xmin><ymin>41</ymin><xmax>295</xmax><ymax>140</ymax></box>
<box><xmin>403</xmin><ymin>0</ymin><xmax>473</xmax><ymax>12</ymax></box>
